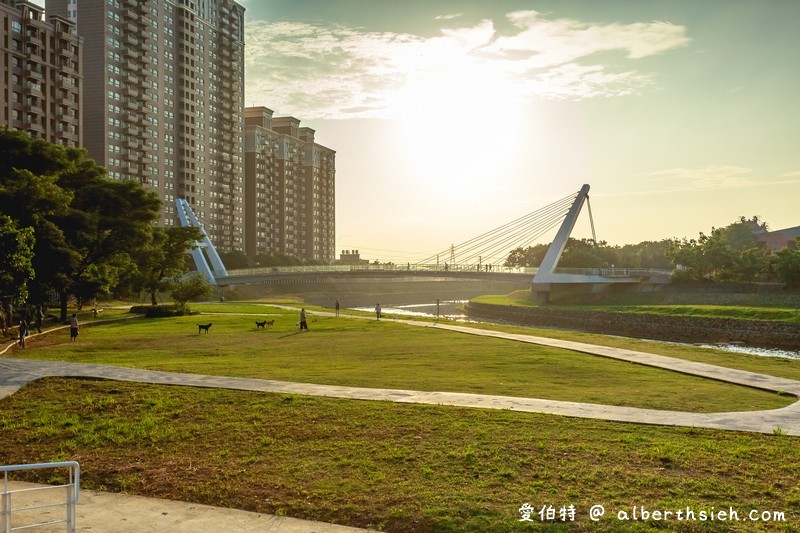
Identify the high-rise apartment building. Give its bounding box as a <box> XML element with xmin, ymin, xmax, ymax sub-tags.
<box><xmin>244</xmin><ymin>106</ymin><xmax>335</xmax><ymax>262</ymax></box>
<box><xmin>45</xmin><ymin>0</ymin><xmax>245</xmax><ymax>251</ymax></box>
<box><xmin>1</xmin><ymin>0</ymin><xmax>82</xmax><ymax>147</ymax></box>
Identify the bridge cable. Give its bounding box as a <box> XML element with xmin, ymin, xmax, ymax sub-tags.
<box><xmin>586</xmin><ymin>195</ymin><xmax>597</xmax><ymax>244</ymax></box>
<box><xmin>415</xmin><ymin>190</ymin><xmax>581</xmax><ymax>266</ymax></box>
<box><xmin>426</xmin><ymin>195</ymin><xmax>574</xmax><ymax>265</ymax></box>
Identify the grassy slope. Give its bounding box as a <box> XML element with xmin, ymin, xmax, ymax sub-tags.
<box><xmin>1</xmin><ymin>378</ymin><xmax>798</xmax><ymax>532</ymax></box>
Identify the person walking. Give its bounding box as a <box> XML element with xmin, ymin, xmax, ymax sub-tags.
<box><xmin>18</xmin><ymin>318</ymin><xmax>28</xmax><ymax>348</ymax></box>
<box><xmin>335</xmin><ymin>299</ymin><xmax>340</xmax><ymax>317</ymax></box>
<box><xmin>69</xmin><ymin>313</ymin><xmax>79</xmax><ymax>341</ymax></box>
<box><xmin>375</xmin><ymin>303</ymin><xmax>381</xmax><ymax>320</ymax></box>
<box><xmin>299</xmin><ymin>308</ymin><xmax>308</xmax><ymax>331</ymax></box>
<box><xmin>35</xmin><ymin>305</ymin><xmax>44</xmax><ymax>333</ymax></box>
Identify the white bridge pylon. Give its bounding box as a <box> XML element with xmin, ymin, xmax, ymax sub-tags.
<box><xmin>175</xmin><ymin>198</ymin><xmax>228</xmax><ymax>285</ymax></box>
<box><xmin>531</xmin><ymin>184</ymin><xmax>632</xmax><ymax>302</ymax></box>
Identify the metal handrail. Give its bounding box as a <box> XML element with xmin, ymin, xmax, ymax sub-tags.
<box><xmin>1</xmin><ymin>461</ymin><xmax>80</xmax><ymax>533</ymax></box>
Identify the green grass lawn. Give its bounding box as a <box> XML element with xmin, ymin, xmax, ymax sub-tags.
<box><xmin>5</xmin><ymin>305</ymin><xmax>795</xmax><ymax>413</ymax></box>
<box><xmin>1</xmin><ymin>378</ymin><xmax>798</xmax><ymax>532</ymax></box>
<box><xmin>3</xmin><ymin>302</ymin><xmax>800</xmax><ymax>531</ymax></box>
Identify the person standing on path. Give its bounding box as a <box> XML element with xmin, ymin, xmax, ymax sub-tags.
<box><xmin>299</xmin><ymin>308</ymin><xmax>308</xmax><ymax>331</ymax></box>
<box><xmin>18</xmin><ymin>318</ymin><xmax>28</xmax><ymax>348</ymax></box>
<box><xmin>35</xmin><ymin>305</ymin><xmax>44</xmax><ymax>333</ymax></box>
<box><xmin>335</xmin><ymin>299</ymin><xmax>340</xmax><ymax>317</ymax></box>
<box><xmin>69</xmin><ymin>313</ymin><xmax>79</xmax><ymax>341</ymax></box>
<box><xmin>375</xmin><ymin>303</ymin><xmax>381</xmax><ymax>320</ymax></box>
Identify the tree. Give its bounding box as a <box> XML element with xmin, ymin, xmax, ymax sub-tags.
<box><xmin>0</xmin><ymin>215</ymin><xmax>35</xmax><ymax>304</ymax></box>
<box><xmin>731</xmin><ymin>247</ymin><xmax>769</xmax><ymax>283</ymax></box>
<box><xmin>504</xmin><ymin>244</ymin><xmax>549</xmax><ymax>267</ymax></box>
<box><xmin>219</xmin><ymin>249</ymin><xmax>250</xmax><ymax>269</ymax></box>
<box><xmin>254</xmin><ymin>252</ymin><xmax>305</xmax><ymax>267</ymax></box>
<box><xmin>698</xmin><ymin>229</ymin><xmax>735</xmax><ymax>281</ymax></box>
<box><xmin>0</xmin><ymin>130</ymin><xmax>162</xmax><ymax>319</ymax></box>
<box><xmin>169</xmin><ymin>272</ymin><xmax>213</xmax><ymax>309</ymax></box>
<box><xmin>722</xmin><ymin>215</ymin><xmax>768</xmax><ymax>250</ymax></box>
<box><xmin>0</xmin><ymin>165</ymin><xmax>77</xmax><ymax>312</ymax></box>
<box><xmin>133</xmin><ymin>226</ymin><xmax>202</xmax><ymax>305</ymax></box>
<box><xmin>618</xmin><ymin>240</ymin><xmax>673</xmax><ymax>269</ymax></box>
<box><xmin>770</xmin><ymin>242</ymin><xmax>800</xmax><ymax>290</ymax></box>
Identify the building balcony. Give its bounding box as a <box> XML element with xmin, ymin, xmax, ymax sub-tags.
<box><xmin>25</xmin><ymin>121</ymin><xmax>46</xmax><ymax>134</ymax></box>
<box><xmin>25</xmin><ymin>64</ymin><xmax>44</xmax><ymax>79</ymax></box>
<box><xmin>58</xmin><ymin>46</ymin><xmax>76</xmax><ymax>59</ymax></box>
<box><xmin>55</xmin><ymin>28</ymin><xmax>75</xmax><ymax>40</ymax></box>
<box><xmin>25</xmin><ymin>34</ymin><xmax>43</xmax><ymax>47</ymax></box>
<box><xmin>27</xmin><ymin>103</ymin><xmax>45</xmax><ymax>116</ymax></box>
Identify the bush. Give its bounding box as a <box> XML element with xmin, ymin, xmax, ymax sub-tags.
<box><xmin>169</xmin><ymin>273</ymin><xmax>213</xmax><ymax>307</ymax></box>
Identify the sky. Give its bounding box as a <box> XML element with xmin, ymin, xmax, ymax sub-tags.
<box><xmin>238</xmin><ymin>0</ymin><xmax>800</xmax><ymax>263</ymax></box>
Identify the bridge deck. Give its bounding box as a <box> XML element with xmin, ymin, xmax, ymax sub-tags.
<box><xmin>215</xmin><ymin>265</ymin><xmax>672</xmax><ymax>286</ymax></box>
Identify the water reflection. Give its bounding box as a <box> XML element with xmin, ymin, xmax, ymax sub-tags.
<box><xmin>350</xmin><ymin>301</ymin><xmax>469</xmax><ymax>321</ymax></box>
<box><xmin>697</xmin><ymin>343</ymin><xmax>800</xmax><ymax>361</ymax></box>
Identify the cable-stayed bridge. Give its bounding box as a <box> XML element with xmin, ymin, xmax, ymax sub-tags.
<box><xmin>177</xmin><ymin>185</ymin><xmax>671</xmax><ymax>300</ymax></box>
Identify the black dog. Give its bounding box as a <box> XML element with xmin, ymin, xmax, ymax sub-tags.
<box><xmin>198</xmin><ymin>323</ymin><xmax>212</xmax><ymax>334</ymax></box>
<box><xmin>255</xmin><ymin>321</ymin><xmax>266</xmax><ymax>329</ymax></box>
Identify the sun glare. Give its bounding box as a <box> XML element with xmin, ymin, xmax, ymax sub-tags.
<box><xmin>390</xmin><ymin>63</ymin><xmax>529</xmax><ymax>198</ymax></box>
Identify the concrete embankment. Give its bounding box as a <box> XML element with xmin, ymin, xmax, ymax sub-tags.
<box><xmin>230</xmin><ymin>279</ymin><xmax>529</xmax><ymax>308</ymax></box>
<box><xmin>465</xmin><ymin>301</ymin><xmax>800</xmax><ymax>349</ymax></box>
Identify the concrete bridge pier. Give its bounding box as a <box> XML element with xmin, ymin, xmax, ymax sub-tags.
<box><xmin>531</xmin><ymin>283</ymin><xmax>552</xmax><ymax>304</ymax></box>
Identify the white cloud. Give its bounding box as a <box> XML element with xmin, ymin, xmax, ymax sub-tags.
<box><xmin>644</xmin><ymin>165</ymin><xmax>760</xmax><ymax>190</ymax></box>
<box><xmin>244</xmin><ymin>10</ymin><xmax>690</xmax><ymax>119</ymax></box>
<box><xmin>608</xmin><ymin>165</ymin><xmax>800</xmax><ymax>197</ymax></box>
<box><xmin>434</xmin><ymin>13</ymin><xmax>463</xmax><ymax>21</ymax></box>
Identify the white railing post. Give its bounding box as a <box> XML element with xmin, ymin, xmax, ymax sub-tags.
<box><xmin>0</xmin><ymin>462</ymin><xmax>80</xmax><ymax>532</ymax></box>
<box><xmin>2</xmin><ymin>481</ymin><xmax>11</xmax><ymax>533</ymax></box>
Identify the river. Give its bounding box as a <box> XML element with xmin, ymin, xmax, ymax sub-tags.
<box><xmin>351</xmin><ymin>301</ymin><xmax>800</xmax><ymax>361</ymax></box>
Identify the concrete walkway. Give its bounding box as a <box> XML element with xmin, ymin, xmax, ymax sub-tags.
<box><xmin>2</xmin><ymin>312</ymin><xmax>800</xmax><ymax>531</ymax></box>
<box><xmin>2</xmin><ymin>481</ymin><xmax>371</xmax><ymax>532</ymax></box>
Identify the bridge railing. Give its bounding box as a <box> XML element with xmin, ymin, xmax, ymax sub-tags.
<box><xmin>552</xmin><ymin>267</ymin><xmax>673</xmax><ymax>277</ymax></box>
<box><xmin>224</xmin><ymin>264</ymin><xmax>539</xmax><ymax>277</ymax></box>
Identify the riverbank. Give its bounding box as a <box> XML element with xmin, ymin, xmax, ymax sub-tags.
<box><xmin>465</xmin><ymin>300</ymin><xmax>800</xmax><ymax>349</ymax></box>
